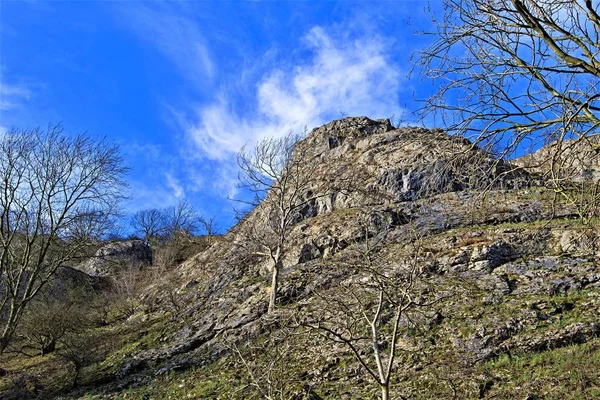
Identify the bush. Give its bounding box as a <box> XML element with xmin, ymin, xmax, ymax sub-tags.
<box><xmin>16</xmin><ymin>284</ymin><xmax>99</xmax><ymax>356</ymax></box>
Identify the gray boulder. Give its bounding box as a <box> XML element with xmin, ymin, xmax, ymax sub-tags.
<box><xmin>79</xmin><ymin>240</ymin><xmax>152</xmax><ymax>277</ymax></box>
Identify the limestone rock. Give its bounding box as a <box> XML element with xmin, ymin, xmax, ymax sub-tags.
<box><xmin>301</xmin><ymin>116</ymin><xmax>394</xmax><ymax>156</ymax></box>
<box><xmin>79</xmin><ymin>240</ymin><xmax>152</xmax><ymax>277</ymax></box>
<box><xmin>515</xmin><ymin>135</ymin><xmax>600</xmax><ymax>182</ymax></box>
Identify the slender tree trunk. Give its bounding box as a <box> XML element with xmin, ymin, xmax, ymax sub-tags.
<box><xmin>0</xmin><ymin>304</ymin><xmax>18</xmax><ymax>355</ymax></box>
<box><xmin>71</xmin><ymin>364</ymin><xmax>81</xmax><ymax>389</ymax></box>
<box><xmin>380</xmin><ymin>383</ymin><xmax>389</xmax><ymax>400</ymax></box>
<box><xmin>268</xmin><ymin>262</ymin><xmax>280</xmax><ymax>314</ymax></box>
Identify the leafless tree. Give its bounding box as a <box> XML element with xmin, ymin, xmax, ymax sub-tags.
<box><xmin>302</xmin><ymin>219</ymin><xmax>437</xmax><ymax>400</ymax></box>
<box><xmin>131</xmin><ymin>208</ymin><xmax>167</xmax><ymax>245</ymax></box>
<box><xmin>416</xmin><ymin>0</ymin><xmax>600</xmax><ymax>218</ymax></box>
<box><xmin>57</xmin><ymin>329</ymin><xmax>102</xmax><ymax>389</ymax></box>
<box><xmin>109</xmin><ymin>262</ymin><xmax>143</xmax><ymax>318</ymax></box>
<box><xmin>226</xmin><ymin>327</ymin><xmax>311</xmax><ymax>400</ymax></box>
<box><xmin>0</xmin><ymin>124</ymin><xmax>126</xmax><ymax>354</ymax></box>
<box><xmin>236</xmin><ymin>132</ymin><xmax>320</xmax><ymax>313</ymax></box>
<box><xmin>131</xmin><ymin>200</ymin><xmax>209</xmax><ymax>246</ymax></box>
<box><xmin>165</xmin><ymin>199</ymin><xmax>201</xmax><ymax>238</ymax></box>
<box><xmin>199</xmin><ymin>215</ymin><xmax>218</xmax><ymax>235</ymax></box>
<box><xmin>15</xmin><ymin>284</ymin><xmax>97</xmax><ymax>356</ymax></box>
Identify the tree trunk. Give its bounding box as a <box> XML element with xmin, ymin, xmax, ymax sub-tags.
<box><xmin>41</xmin><ymin>339</ymin><xmax>56</xmax><ymax>356</ymax></box>
<box><xmin>0</xmin><ymin>310</ymin><xmax>17</xmax><ymax>356</ymax></box>
<box><xmin>268</xmin><ymin>262</ymin><xmax>280</xmax><ymax>314</ymax></box>
<box><xmin>380</xmin><ymin>383</ymin><xmax>389</xmax><ymax>400</ymax></box>
<box><xmin>71</xmin><ymin>364</ymin><xmax>81</xmax><ymax>389</ymax></box>
<box><xmin>0</xmin><ymin>336</ymin><xmax>9</xmax><ymax>356</ymax></box>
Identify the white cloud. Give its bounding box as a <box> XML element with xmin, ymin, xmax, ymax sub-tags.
<box><xmin>0</xmin><ymin>76</ymin><xmax>30</xmax><ymax>111</ymax></box>
<box><xmin>116</xmin><ymin>3</ymin><xmax>214</xmax><ymax>82</ymax></box>
<box><xmin>122</xmin><ymin>22</ymin><xmax>406</xmax><ymax>209</ymax></box>
<box><xmin>186</xmin><ymin>26</ymin><xmax>405</xmax><ymax>160</ymax></box>
<box><xmin>165</xmin><ymin>172</ymin><xmax>185</xmax><ymax>199</ymax></box>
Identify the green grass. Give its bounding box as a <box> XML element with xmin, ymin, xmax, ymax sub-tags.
<box><xmin>485</xmin><ymin>339</ymin><xmax>600</xmax><ymax>399</ymax></box>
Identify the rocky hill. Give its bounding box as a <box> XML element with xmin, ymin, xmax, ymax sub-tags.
<box><xmin>1</xmin><ymin>117</ymin><xmax>599</xmax><ymax>400</ymax></box>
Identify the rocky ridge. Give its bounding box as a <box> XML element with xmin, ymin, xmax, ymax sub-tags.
<box><xmin>113</xmin><ymin>119</ymin><xmax>598</xmax><ymax>397</ymax></box>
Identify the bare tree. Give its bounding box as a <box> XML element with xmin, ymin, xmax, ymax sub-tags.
<box><xmin>109</xmin><ymin>262</ymin><xmax>143</xmax><ymax>318</ymax></box>
<box><xmin>165</xmin><ymin>199</ymin><xmax>200</xmax><ymax>239</ymax></box>
<box><xmin>16</xmin><ymin>284</ymin><xmax>97</xmax><ymax>356</ymax></box>
<box><xmin>57</xmin><ymin>329</ymin><xmax>102</xmax><ymax>389</ymax></box>
<box><xmin>237</xmin><ymin>132</ymin><xmax>319</xmax><ymax>313</ymax></box>
<box><xmin>199</xmin><ymin>215</ymin><xmax>218</xmax><ymax>236</ymax></box>
<box><xmin>0</xmin><ymin>124</ymin><xmax>126</xmax><ymax>354</ymax></box>
<box><xmin>303</xmin><ymin>219</ymin><xmax>436</xmax><ymax>400</ymax></box>
<box><xmin>131</xmin><ymin>200</ymin><xmax>205</xmax><ymax>245</ymax></box>
<box><xmin>131</xmin><ymin>208</ymin><xmax>167</xmax><ymax>245</ymax></box>
<box><xmin>226</xmin><ymin>327</ymin><xmax>311</xmax><ymax>400</ymax></box>
<box><xmin>416</xmin><ymin>0</ymin><xmax>600</xmax><ymax>217</ymax></box>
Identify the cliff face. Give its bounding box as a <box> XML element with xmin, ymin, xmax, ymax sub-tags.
<box><xmin>4</xmin><ymin>117</ymin><xmax>599</xmax><ymax>400</ymax></box>
<box><xmin>292</xmin><ymin>117</ymin><xmax>531</xmax><ymax>214</ymax></box>
<box><xmin>515</xmin><ymin>134</ymin><xmax>600</xmax><ymax>183</ymax></box>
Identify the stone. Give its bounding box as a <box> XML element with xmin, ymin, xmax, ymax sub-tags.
<box><xmin>469</xmin><ymin>240</ymin><xmax>515</xmax><ymax>271</ymax></box>
<box><xmin>79</xmin><ymin>239</ymin><xmax>152</xmax><ymax>277</ymax></box>
<box><xmin>32</xmin><ymin>117</ymin><xmax>600</xmax><ymax>398</ymax></box>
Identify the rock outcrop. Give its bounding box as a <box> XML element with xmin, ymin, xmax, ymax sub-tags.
<box><xmin>78</xmin><ymin>240</ymin><xmax>152</xmax><ymax>277</ymax></box>
<box><xmin>120</xmin><ymin>119</ymin><xmax>597</xmax><ymax>379</ymax></box>
<box><xmin>86</xmin><ymin>120</ymin><xmax>600</xmax><ymax>397</ymax></box>
<box><xmin>515</xmin><ymin>134</ymin><xmax>600</xmax><ymax>182</ymax></box>
<box><xmin>288</xmin><ymin>117</ymin><xmax>533</xmax><ymax>222</ymax></box>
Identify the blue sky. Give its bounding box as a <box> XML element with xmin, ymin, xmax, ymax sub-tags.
<box><xmin>0</xmin><ymin>1</ymin><xmax>439</xmax><ymax>231</ymax></box>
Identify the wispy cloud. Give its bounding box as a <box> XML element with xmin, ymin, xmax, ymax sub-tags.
<box><xmin>0</xmin><ymin>74</ymin><xmax>31</xmax><ymax>111</ymax></box>
<box><xmin>165</xmin><ymin>172</ymin><xmax>185</xmax><ymax>199</ymax></box>
<box><xmin>186</xmin><ymin>26</ymin><xmax>405</xmax><ymax>161</ymax></box>
<box><xmin>114</xmin><ymin>10</ymin><xmax>407</xmax><ymax>219</ymax></box>
<box><xmin>116</xmin><ymin>3</ymin><xmax>214</xmax><ymax>82</ymax></box>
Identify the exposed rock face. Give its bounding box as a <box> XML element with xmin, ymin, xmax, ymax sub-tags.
<box><xmin>301</xmin><ymin>116</ymin><xmax>395</xmax><ymax>155</ymax></box>
<box><xmin>515</xmin><ymin>134</ymin><xmax>600</xmax><ymax>182</ymax></box>
<box><xmin>284</xmin><ymin>117</ymin><xmax>533</xmax><ymax>224</ymax></box>
<box><xmin>125</xmin><ymin>119</ymin><xmax>587</xmax><ymax>366</ymax></box>
<box><xmin>78</xmin><ymin>240</ymin><xmax>152</xmax><ymax>277</ymax></box>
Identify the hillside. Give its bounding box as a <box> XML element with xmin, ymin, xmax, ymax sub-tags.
<box><xmin>1</xmin><ymin>117</ymin><xmax>599</xmax><ymax>400</ymax></box>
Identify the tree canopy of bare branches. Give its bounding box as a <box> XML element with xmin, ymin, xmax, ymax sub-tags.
<box><xmin>131</xmin><ymin>208</ymin><xmax>166</xmax><ymax>245</ymax></box>
<box><xmin>417</xmin><ymin>0</ymin><xmax>600</xmax><ymax>215</ymax></box>
<box><xmin>237</xmin><ymin>132</ymin><xmax>319</xmax><ymax>313</ymax></box>
<box><xmin>0</xmin><ymin>124</ymin><xmax>127</xmax><ymax>354</ymax></box>
<box><xmin>418</xmin><ymin>0</ymin><xmax>600</xmax><ymax>152</ymax></box>
<box><xmin>302</xmin><ymin>220</ymin><xmax>434</xmax><ymax>400</ymax></box>
<box><xmin>131</xmin><ymin>200</ymin><xmax>217</xmax><ymax>246</ymax></box>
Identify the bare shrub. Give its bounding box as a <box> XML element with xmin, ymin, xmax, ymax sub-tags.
<box><xmin>57</xmin><ymin>330</ymin><xmax>102</xmax><ymax>388</ymax></box>
<box><xmin>107</xmin><ymin>263</ymin><xmax>144</xmax><ymax>319</ymax></box>
<box><xmin>16</xmin><ymin>287</ymin><xmax>97</xmax><ymax>356</ymax></box>
<box><xmin>226</xmin><ymin>327</ymin><xmax>313</xmax><ymax>400</ymax></box>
